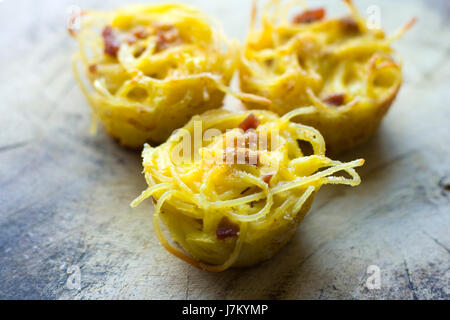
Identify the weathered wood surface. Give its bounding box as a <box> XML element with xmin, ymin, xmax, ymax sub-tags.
<box><xmin>0</xmin><ymin>0</ymin><xmax>449</xmax><ymax>299</ymax></box>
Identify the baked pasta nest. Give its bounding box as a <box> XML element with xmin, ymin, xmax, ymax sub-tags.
<box><xmin>71</xmin><ymin>3</ymin><xmax>269</xmax><ymax>147</ymax></box>
<box><xmin>132</xmin><ymin>108</ymin><xmax>364</xmax><ymax>271</ymax></box>
<box><xmin>240</xmin><ymin>0</ymin><xmax>415</xmax><ymax>155</ymax></box>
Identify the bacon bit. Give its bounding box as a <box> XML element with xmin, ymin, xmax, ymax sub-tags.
<box><xmin>262</xmin><ymin>173</ymin><xmax>274</xmax><ymax>184</ymax></box>
<box><xmin>134</xmin><ymin>27</ymin><xmax>149</xmax><ymax>39</ymax></box>
<box><xmin>102</xmin><ymin>26</ymin><xmax>120</xmax><ymax>58</ymax></box>
<box><xmin>292</xmin><ymin>8</ymin><xmax>325</xmax><ymax>24</ymax></box>
<box><xmin>155</xmin><ymin>27</ymin><xmax>180</xmax><ymax>52</ymax></box>
<box><xmin>223</xmin><ymin>148</ymin><xmax>260</xmax><ymax>166</ymax></box>
<box><xmin>216</xmin><ymin>217</ymin><xmax>240</xmax><ymax>240</ymax></box>
<box><xmin>324</xmin><ymin>93</ymin><xmax>346</xmax><ymax>106</ymax></box>
<box><xmin>102</xmin><ymin>26</ymin><xmax>113</xmax><ymax>38</ymax></box>
<box><xmin>126</xmin><ymin>28</ymin><xmax>149</xmax><ymax>45</ymax></box>
<box><xmin>238</xmin><ymin>113</ymin><xmax>260</xmax><ymax>132</ymax></box>
<box><xmin>340</xmin><ymin>16</ymin><xmax>360</xmax><ymax>33</ymax></box>
<box><xmin>88</xmin><ymin>64</ymin><xmax>97</xmax><ymax>73</ymax></box>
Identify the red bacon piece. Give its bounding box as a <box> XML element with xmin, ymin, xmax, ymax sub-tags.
<box><xmin>262</xmin><ymin>173</ymin><xmax>274</xmax><ymax>184</ymax></box>
<box><xmin>324</xmin><ymin>93</ymin><xmax>345</xmax><ymax>106</ymax></box>
<box><xmin>155</xmin><ymin>27</ymin><xmax>180</xmax><ymax>52</ymax></box>
<box><xmin>292</xmin><ymin>8</ymin><xmax>325</xmax><ymax>24</ymax></box>
<box><xmin>216</xmin><ymin>217</ymin><xmax>240</xmax><ymax>240</ymax></box>
<box><xmin>102</xmin><ymin>26</ymin><xmax>120</xmax><ymax>58</ymax></box>
<box><xmin>133</xmin><ymin>27</ymin><xmax>149</xmax><ymax>39</ymax></box>
<box><xmin>88</xmin><ymin>64</ymin><xmax>97</xmax><ymax>73</ymax></box>
<box><xmin>238</xmin><ymin>113</ymin><xmax>260</xmax><ymax>132</ymax></box>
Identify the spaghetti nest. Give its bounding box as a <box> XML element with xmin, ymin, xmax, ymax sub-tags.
<box><xmin>72</xmin><ymin>3</ymin><xmax>268</xmax><ymax>148</ymax></box>
<box><xmin>132</xmin><ymin>108</ymin><xmax>364</xmax><ymax>271</ymax></box>
<box><xmin>240</xmin><ymin>0</ymin><xmax>415</xmax><ymax>155</ymax></box>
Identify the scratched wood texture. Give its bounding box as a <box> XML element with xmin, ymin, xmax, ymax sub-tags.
<box><xmin>0</xmin><ymin>0</ymin><xmax>449</xmax><ymax>300</ymax></box>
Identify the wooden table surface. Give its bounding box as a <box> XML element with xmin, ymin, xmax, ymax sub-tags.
<box><xmin>0</xmin><ymin>0</ymin><xmax>449</xmax><ymax>299</ymax></box>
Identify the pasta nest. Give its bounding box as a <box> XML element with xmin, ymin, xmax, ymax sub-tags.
<box><xmin>240</xmin><ymin>0</ymin><xmax>415</xmax><ymax>155</ymax></box>
<box><xmin>132</xmin><ymin>108</ymin><xmax>364</xmax><ymax>271</ymax></box>
<box><xmin>72</xmin><ymin>3</ymin><xmax>268</xmax><ymax>147</ymax></box>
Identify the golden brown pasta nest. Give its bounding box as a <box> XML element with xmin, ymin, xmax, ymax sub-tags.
<box><xmin>240</xmin><ymin>0</ymin><xmax>414</xmax><ymax>155</ymax></box>
<box><xmin>72</xmin><ymin>3</ymin><xmax>267</xmax><ymax>148</ymax></box>
<box><xmin>132</xmin><ymin>109</ymin><xmax>364</xmax><ymax>271</ymax></box>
